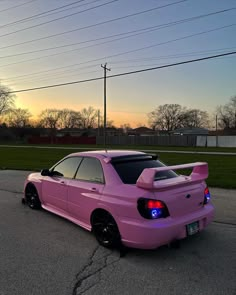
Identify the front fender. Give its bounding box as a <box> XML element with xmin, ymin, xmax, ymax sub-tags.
<box><xmin>24</xmin><ymin>173</ymin><xmax>43</xmax><ymax>203</ymax></box>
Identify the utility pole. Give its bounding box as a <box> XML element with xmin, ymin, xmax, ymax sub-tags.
<box><xmin>216</xmin><ymin>114</ymin><xmax>218</xmax><ymax>147</ymax></box>
<box><xmin>97</xmin><ymin>109</ymin><xmax>100</xmax><ymax>137</ymax></box>
<box><xmin>101</xmin><ymin>63</ymin><xmax>110</xmax><ymax>147</ymax></box>
<box><xmin>235</xmin><ymin>110</ymin><xmax>236</xmax><ymax>129</ymax></box>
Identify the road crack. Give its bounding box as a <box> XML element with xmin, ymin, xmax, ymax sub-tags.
<box><xmin>72</xmin><ymin>245</ymin><xmax>120</xmax><ymax>295</ymax></box>
<box><xmin>213</xmin><ymin>220</ymin><xmax>236</xmax><ymax>226</ymax></box>
<box><xmin>0</xmin><ymin>188</ymin><xmax>23</xmax><ymax>194</ymax></box>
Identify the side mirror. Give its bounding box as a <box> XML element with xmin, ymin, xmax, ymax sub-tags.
<box><xmin>41</xmin><ymin>169</ymin><xmax>51</xmax><ymax>176</ymax></box>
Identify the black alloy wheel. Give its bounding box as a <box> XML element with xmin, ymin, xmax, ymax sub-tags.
<box><xmin>92</xmin><ymin>211</ymin><xmax>121</xmax><ymax>248</ymax></box>
<box><xmin>25</xmin><ymin>184</ymin><xmax>41</xmax><ymax>209</ymax></box>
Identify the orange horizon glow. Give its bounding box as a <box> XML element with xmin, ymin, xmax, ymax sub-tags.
<box><xmin>15</xmin><ymin>94</ymin><xmax>148</xmax><ymax>128</ymax></box>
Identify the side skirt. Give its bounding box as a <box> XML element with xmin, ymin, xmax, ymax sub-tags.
<box><xmin>41</xmin><ymin>204</ymin><xmax>92</xmax><ymax>231</ymax></box>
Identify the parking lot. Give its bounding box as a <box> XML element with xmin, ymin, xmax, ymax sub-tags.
<box><xmin>0</xmin><ymin>170</ymin><xmax>235</xmax><ymax>295</ymax></box>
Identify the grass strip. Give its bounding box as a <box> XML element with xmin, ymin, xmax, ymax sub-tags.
<box><xmin>1</xmin><ymin>143</ymin><xmax>236</xmax><ymax>153</ymax></box>
<box><xmin>0</xmin><ymin>146</ymin><xmax>235</xmax><ymax>189</ymax></box>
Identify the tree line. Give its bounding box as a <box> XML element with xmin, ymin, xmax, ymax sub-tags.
<box><xmin>0</xmin><ymin>83</ymin><xmax>235</xmax><ymax>131</ymax></box>
<box><xmin>148</xmin><ymin>104</ymin><xmax>209</xmax><ymax>131</ymax></box>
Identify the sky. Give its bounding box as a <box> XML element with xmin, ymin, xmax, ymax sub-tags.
<box><xmin>0</xmin><ymin>0</ymin><xmax>236</xmax><ymax>127</ymax></box>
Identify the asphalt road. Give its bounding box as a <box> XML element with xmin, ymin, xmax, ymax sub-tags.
<box><xmin>0</xmin><ymin>170</ymin><xmax>235</xmax><ymax>295</ymax></box>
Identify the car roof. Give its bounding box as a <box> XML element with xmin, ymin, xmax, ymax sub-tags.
<box><xmin>69</xmin><ymin>150</ymin><xmax>147</xmax><ymax>159</ymax></box>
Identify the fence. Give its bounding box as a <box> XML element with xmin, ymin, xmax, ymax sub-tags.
<box><xmin>27</xmin><ymin>135</ymin><xmax>236</xmax><ymax>147</ymax></box>
<box><xmin>96</xmin><ymin>135</ymin><xmax>197</xmax><ymax>146</ymax></box>
<box><xmin>28</xmin><ymin>136</ymin><xmax>96</xmax><ymax>145</ymax></box>
<box><xmin>197</xmin><ymin>136</ymin><xmax>236</xmax><ymax>147</ymax></box>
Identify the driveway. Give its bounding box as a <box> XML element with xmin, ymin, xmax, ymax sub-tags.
<box><xmin>0</xmin><ymin>170</ymin><xmax>235</xmax><ymax>295</ymax></box>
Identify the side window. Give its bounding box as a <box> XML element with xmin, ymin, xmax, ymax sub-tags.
<box><xmin>75</xmin><ymin>157</ymin><xmax>104</xmax><ymax>183</ymax></box>
<box><xmin>52</xmin><ymin>157</ymin><xmax>82</xmax><ymax>179</ymax></box>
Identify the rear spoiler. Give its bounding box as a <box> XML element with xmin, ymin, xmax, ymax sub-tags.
<box><xmin>136</xmin><ymin>162</ymin><xmax>208</xmax><ymax>189</ymax></box>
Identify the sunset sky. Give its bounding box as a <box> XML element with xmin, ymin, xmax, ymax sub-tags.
<box><xmin>0</xmin><ymin>0</ymin><xmax>236</xmax><ymax>127</ymax></box>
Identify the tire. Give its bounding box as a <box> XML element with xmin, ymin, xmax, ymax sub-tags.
<box><xmin>25</xmin><ymin>184</ymin><xmax>41</xmax><ymax>209</ymax></box>
<box><xmin>92</xmin><ymin>211</ymin><xmax>121</xmax><ymax>248</ymax></box>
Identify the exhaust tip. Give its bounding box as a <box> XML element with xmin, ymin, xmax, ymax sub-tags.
<box><xmin>168</xmin><ymin>240</ymin><xmax>180</xmax><ymax>249</ymax></box>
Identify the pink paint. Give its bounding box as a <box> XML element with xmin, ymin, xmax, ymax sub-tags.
<box><xmin>24</xmin><ymin>150</ymin><xmax>214</xmax><ymax>249</ymax></box>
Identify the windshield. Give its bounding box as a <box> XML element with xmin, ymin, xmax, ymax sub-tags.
<box><xmin>112</xmin><ymin>158</ymin><xmax>178</xmax><ymax>184</ymax></box>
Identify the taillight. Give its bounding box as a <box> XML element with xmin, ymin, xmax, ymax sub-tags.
<box><xmin>204</xmin><ymin>187</ymin><xmax>211</xmax><ymax>204</ymax></box>
<box><xmin>137</xmin><ymin>198</ymin><xmax>169</xmax><ymax>219</ymax></box>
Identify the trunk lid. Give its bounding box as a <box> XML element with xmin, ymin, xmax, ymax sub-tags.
<box><xmin>136</xmin><ymin>162</ymin><xmax>208</xmax><ymax>217</ymax></box>
<box><xmin>153</xmin><ymin>180</ymin><xmax>206</xmax><ymax>217</ymax></box>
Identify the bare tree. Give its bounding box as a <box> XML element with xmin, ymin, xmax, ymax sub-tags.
<box><xmin>148</xmin><ymin>104</ymin><xmax>210</xmax><ymax>131</ymax></box>
<box><xmin>217</xmin><ymin>105</ymin><xmax>230</xmax><ymax>129</ymax></box>
<box><xmin>181</xmin><ymin>109</ymin><xmax>209</xmax><ymax>128</ymax></box>
<box><xmin>4</xmin><ymin>108</ymin><xmax>31</xmax><ymax>127</ymax></box>
<box><xmin>230</xmin><ymin>96</ymin><xmax>236</xmax><ymax>129</ymax></box>
<box><xmin>148</xmin><ymin>104</ymin><xmax>184</xmax><ymax>131</ymax></box>
<box><xmin>57</xmin><ymin>109</ymin><xmax>82</xmax><ymax>129</ymax></box>
<box><xmin>0</xmin><ymin>84</ymin><xmax>15</xmax><ymax>116</ymax></box>
<box><xmin>39</xmin><ymin>109</ymin><xmax>61</xmax><ymax>129</ymax></box>
<box><xmin>217</xmin><ymin>96</ymin><xmax>236</xmax><ymax>129</ymax></box>
<box><xmin>80</xmin><ymin>106</ymin><xmax>98</xmax><ymax>129</ymax></box>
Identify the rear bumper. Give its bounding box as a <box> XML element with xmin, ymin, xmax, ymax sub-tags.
<box><xmin>119</xmin><ymin>204</ymin><xmax>214</xmax><ymax>249</ymax></box>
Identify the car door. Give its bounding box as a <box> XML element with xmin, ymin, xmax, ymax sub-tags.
<box><xmin>42</xmin><ymin>156</ymin><xmax>82</xmax><ymax>212</ymax></box>
<box><xmin>67</xmin><ymin>157</ymin><xmax>105</xmax><ymax>224</ymax></box>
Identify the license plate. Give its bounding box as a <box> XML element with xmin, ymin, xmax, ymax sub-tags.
<box><xmin>186</xmin><ymin>221</ymin><xmax>199</xmax><ymax>236</ymax></box>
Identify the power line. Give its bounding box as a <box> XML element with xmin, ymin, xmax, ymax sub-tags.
<box><xmin>112</xmin><ymin>56</ymin><xmax>236</xmax><ymax>70</ymax></box>
<box><xmin>109</xmin><ymin>46</ymin><xmax>236</xmax><ymax>64</ymax></box>
<box><xmin>0</xmin><ymin>7</ymin><xmax>233</xmax><ymax>59</ymax></box>
<box><xmin>0</xmin><ymin>0</ymin><xmax>188</xmax><ymax>45</ymax></box>
<box><xmin>0</xmin><ymin>21</ymin><xmax>156</xmax><ymax>52</ymax></box>
<box><xmin>4</xmin><ymin>46</ymin><xmax>236</xmax><ymax>84</ymax></box>
<box><xmin>26</xmin><ymin>0</ymin><xmax>103</xmax><ymax>22</ymax></box>
<box><xmin>0</xmin><ymin>0</ymin><xmax>118</xmax><ymax>39</ymax></box>
<box><xmin>0</xmin><ymin>24</ymin><xmax>163</xmax><ymax>58</ymax></box>
<box><xmin>0</xmin><ymin>0</ymin><xmax>90</xmax><ymax>29</ymax></box>
<box><xmin>2</xmin><ymin>63</ymin><xmax>101</xmax><ymax>83</ymax></box>
<box><xmin>0</xmin><ymin>0</ymin><xmax>106</xmax><ymax>31</ymax></box>
<box><xmin>111</xmin><ymin>48</ymin><xmax>236</xmax><ymax>69</ymax></box>
<box><xmin>6</xmin><ymin>54</ymin><xmax>235</xmax><ymax>88</ymax></box>
<box><xmin>2</xmin><ymin>63</ymin><xmax>101</xmax><ymax>82</ymax></box>
<box><xmin>8</xmin><ymin>51</ymin><xmax>236</xmax><ymax>94</ymax></box>
<box><xmin>0</xmin><ymin>0</ymin><xmax>36</xmax><ymax>14</ymax></box>
<box><xmin>7</xmin><ymin>69</ymin><xmax>102</xmax><ymax>85</ymax></box>
<box><xmin>2</xmin><ymin>23</ymin><xmax>235</xmax><ymax>86</ymax></box>
<box><xmin>2</xmin><ymin>23</ymin><xmax>235</xmax><ymax>69</ymax></box>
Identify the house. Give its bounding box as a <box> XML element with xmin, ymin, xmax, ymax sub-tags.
<box><xmin>128</xmin><ymin>127</ymin><xmax>158</xmax><ymax>136</ymax></box>
<box><xmin>170</xmin><ymin>127</ymin><xmax>209</xmax><ymax>136</ymax></box>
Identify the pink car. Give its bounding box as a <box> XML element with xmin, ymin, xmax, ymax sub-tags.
<box><xmin>23</xmin><ymin>150</ymin><xmax>214</xmax><ymax>249</ymax></box>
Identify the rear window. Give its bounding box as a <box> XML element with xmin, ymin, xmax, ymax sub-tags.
<box><xmin>112</xmin><ymin>159</ymin><xmax>178</xmax><ymax>184</ymax></box>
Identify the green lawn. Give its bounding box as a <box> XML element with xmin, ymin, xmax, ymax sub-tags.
<box><xmin>0</xmin><ymin>146</ymin><xmax>235</xmax><ymax>189</ymax></box>
<box><xmin>160</xmin><ymin>153</ymin><xmax>236</xmax><ymax>189</ymax></box>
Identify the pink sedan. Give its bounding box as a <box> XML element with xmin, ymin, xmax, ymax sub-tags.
<box><xmin>23</xmin><ymin>150</ymin><xmax>214</xmax><ymax>249</ymax></box>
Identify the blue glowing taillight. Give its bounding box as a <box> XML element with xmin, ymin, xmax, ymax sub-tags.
<box><xmin>137</xmin><ymin>198</ymin><xmax>169</xmax><ymax>219</ymax></box>
<box><xmin>204</xmin><ymin>187</ymin><xmax>211</xmax><ymax>204</ymax></box>
<box><xmin>151</xmin><ymin>208</ymin><xmax>162</xmax><ymax>219</ymax></box>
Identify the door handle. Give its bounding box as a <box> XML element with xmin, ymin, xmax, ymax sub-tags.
<box><xmin>90</xmin><ymin>187</ymin><xmax>97</xmax><ymax>191</ymax></box>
